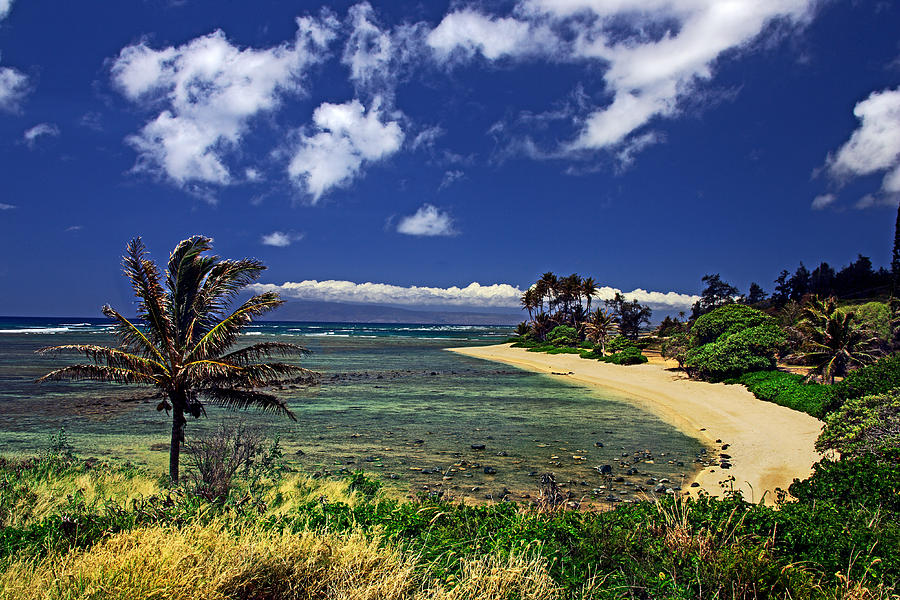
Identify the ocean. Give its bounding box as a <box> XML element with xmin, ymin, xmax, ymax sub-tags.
<box><xmin>0</xmin><ymin>317</ymin><xmax>704</xmax><ymax>502</ymax></box>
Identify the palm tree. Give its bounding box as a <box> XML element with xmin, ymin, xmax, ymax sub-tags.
<box><xmin>800</xmin><ymin>301</ymin><xmax>878</xmax><ymax>384</ymax></box>
<box><xmin>584</xmin><ymin>308</ymin><xmax>617</xmax><ymax>354</ymax></box>
<box><xmin>520</xmin><ymin>288</ymin><xmax>536</xmax><ymax>321</ymax></box>
<box><xmin>36</xmin><ymin>236</ymin><xmax>316</xmax><ymax>482</ymax></box>
<box><xmin>582</xmin><ymin>277</ymin><xmax>597</xmax><ymax>314</ymax></box>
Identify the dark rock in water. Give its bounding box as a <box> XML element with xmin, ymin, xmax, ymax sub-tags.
<box><xmin>483</xmin><ymin>466</ymin><xmax>497</xmax><ymax>475</ymax></box>
<box><xmin>528</xmin><ymin>471</ymin><xmax>538</xmax><ymax>477</ymax></box>
<box><xmin>388</xmin><ymin>474</ymin><xmax>399</xmax><ymax>480</ymax></box>
<box><xmin>430</xmin><ymin>372</ymin><xmax>437</xmax><ymax>376</ymax></box>
<box><xmin>597</xmin><ymin>464</ymin><xmax>612</xmax><ymax>475</ymax></box>
<box><xmin>471</xmin><ymin>444</ymin><xmax>486</xmax><ymax>450</ymax></box>
<box><xmin>595</xmin><ymin>441</ymin><xmax>604</xmax><ymax>447</ymax></box>
<box><xmin>654</xmin><ymin>484</ymin><xmax>667</xmax><ymax>494</ymax></box>
<box><xmin>422</xmin><ymin>468</ymin><xmax>434</xmax><ymax>475</ymax></box>
<box><xmin>690</xmin><ymin>482</ymin><xmax>700</xmax><ymax>488</ymax></box>
<box><xmin>621</xmin><ymin>452</ymin><xmax>629</xmax><ymax>457</ymax></box>
<box><xmin>295</xmin><ymin>449</ymin><xmax>305</xmax><ymax>456</ymax></box>
<box><xmin>413</xmin><ymin>439</ymin><xmax>425</xmax><ymax>444</ymax></box>
<box><xmin>496</xmin><ymin>451</ymin><xmax>508</xmax><ymax>456</ymax></box>
<box><xmin>719</xmin><ymin>453</ymin><xmax>731</xmax><ymax>459</ymax></box>
<box><xmin>646</xmin><ymin>478</ymin><xmax>657</xmax><ymax>485</ymax></box>
<box><xmin>626</xmin><ymin>468</ymin><xmax>638</xmax><ymax>476</ymax></box>
<box><xmin>614</xmin><ymin>476</ymin><xmax>625</xmax><ymax>483</ymax></box>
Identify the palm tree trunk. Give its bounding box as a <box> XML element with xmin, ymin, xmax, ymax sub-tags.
<box><xmin>169</xmin><ymin>404</ymin><xmax>186</xmax><ymax>482</ymax></box>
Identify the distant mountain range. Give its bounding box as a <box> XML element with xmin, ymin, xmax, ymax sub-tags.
<box><xmin>265</xmin><ymin>300</ymin><xmax>523</xmax><ymax>325</ymax></box>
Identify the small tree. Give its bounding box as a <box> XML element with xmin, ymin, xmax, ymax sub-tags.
<box><xmin>605</xmin><ymin>292</ymin><xmax>651</xmax><ymax>340</ymax></box>
<box><xmin>691</xmin><ymin>274</ymin><xmax>739</xmax><ymax>319</ymax></box>
<box><xmin>36</xmin><ymin>236</ymin><xmax>317</xmax><ymax>482</ymax></box>
<box><xmin>800</xmin><ymin>304</ymin><xmax>878</xmax><ymax>384</ymax></box>
<box><xmin>584</xmin><ymin>308</ymin><xmax>617</xmax><ymax>353</ymax></box>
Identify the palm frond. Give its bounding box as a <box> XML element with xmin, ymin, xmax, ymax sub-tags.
<box><xmin>200</xmin><ymin>388</ymin><xmax>296</xmax><ymax>421</ymax></box>
<box><xmin>101</xmin><ymin>305</ymin><xmax>168</xmax><ymax>364</ymax></box>
<box><xmin>188</xmin><ymin>361</ymin><xmax>317</xmax><ymax>388</ymax></box>
<box><xmin>36</xmin><ymin>364</ymin><xmax>158</xmax><ymax>385</ymax></box>
<box><xmin>123</xmin><ymin>237</ymin><xmax>175</xmax><ymax>355</ymax></box>
<box><xmin>165</xmin><ymin>236</ymin><xmax>217</xmax><ymax>348</ymax></box>
<box><xmin>186</xmin><ymin>258</ymin><xmax>266</xmax><ymax>345</ymax></box>
<box><xmin>185</xmin><ymin>292</ymin><xmax>284</xmax><ymax>361</ymax></box>
<box><xmin>35</xmin><ymin>344</ymin><xmax>168</xmax><ymax>376</ymax></box>
<box><xmin>222</xmin><ymin>342</ymin><xmax>310</xmax><ymax>365</ymax></box>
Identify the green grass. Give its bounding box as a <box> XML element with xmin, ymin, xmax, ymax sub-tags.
<box><xmin>725</xmin><ymin>371</ymin><xmax>835</xmax><ymax>418</ymax></box>
<box><xmin>1</xmin><ymin>450</ymin><xmax>898</xmax><ymax>599</ymax></box>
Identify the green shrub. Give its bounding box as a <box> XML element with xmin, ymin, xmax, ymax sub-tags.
<box><xmin>578</xmin><ymin>340</ymin><xmax>595</xmax><ymax>349</ymax></box>
<box><xmin>525</xmin><ymin>344</ymin><xmax>555</xmax><ymax>353</ymax></box>
<box><xmin>728</xmin><ymin>371</ymin><xmax>835</xmax><ymax>418</ymax></box>
<box><xmin>691</xmin><ymin>304</ymin><xmax>775</xmax><ymax>346</ymax></box>
<box><xmin>599</xmin><ymin>346</ymin><xmax>647</xmax><ymax>365</ymax></box>
<box><xmin>817</xmin><ymin>389</ymin><xmax>900</xmax><ymax>458</ymax></box>
<box><xmin>605</xmin><ymin>335</ymin><xmax>633</xmax><ymax>353</ymax></box>
<box><xmin>545</xmin><ymin>347</ymin><xmax>581</xmax><ymax>355</ymax></box>
<box><xmin>547</xmin><ymin>325</ymin><xmax>578</xmax><ymax>347</ymax></box>
<box><xmin>835</xmin><ymin>354</ymin><xmax>900</xmax><ymax>402</ymax></box>
<box><xmin>789</xmin><ymin>450</ymin><xmax>900</xmax><ymax>512</ymax></box>
<box><xmin>850</xmin><ymin>301</ymin><xmax>891</xmax><ymax>341</ymax></box>
<box><xmin>684</xmin><ymin>323</ymin><xmax>784</xmax><ymax>380</ymax></box>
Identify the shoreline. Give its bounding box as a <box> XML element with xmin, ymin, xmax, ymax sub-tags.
<box><xmin>448</xmin><ymin>343</ymin><xmax>824</xmax><ymax>504</ymax></box>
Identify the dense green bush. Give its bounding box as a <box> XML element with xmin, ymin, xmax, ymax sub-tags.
<box><xmin>547</xmin><ymin>325</ymin><xmax>578</xmax><ymax>347</ymax></box>
<box><xmin>834</xmin><ymin>354</ymin><xmax>900</xmax><ymax>402</ymax></box>
<box><xmin>850</xmin><ymin>301</ymin><xmax>891</xmax><ymax>340</ymax></box>
<box><xmin>598</xmin><ymin>346</ymin><xmax>647</xmax><ymax>365</ymax></box>
<box><xmin>727</xmin><ymin>371</ymin><xmax>835</xmax><ymax>418</ymax></box>
<box><xmin>605</xmin><ymin>335</ymin><xmax>634</xmax><ymax>354</ymax></box>
<box><xmin>684</xmin><ymin>323</ymin><xmax>784</xmax><ymax>381</ymax></box>
<box><xmin>690</xmin><ymin>304</ymin><xmax>775</xmax><ymax>346</ymax></box>
<box><xmin>789</xmin><ymin>450</ymin><xmax>900</xmax><ymax>512</ymax></box>
<box><xmin>817</xmin><ymin>389</ymin><xmax>900</xmax><ymax>458</ymax></box>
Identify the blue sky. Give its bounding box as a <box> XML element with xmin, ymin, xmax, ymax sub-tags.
<box><xmin>1</xmin><ymin>0</ymin><xmax>899</xmax><ymax>317</ymax></box>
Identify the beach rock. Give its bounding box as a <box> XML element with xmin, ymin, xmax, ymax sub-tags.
<box><xmin>690</xmin><ymin>482</ymin><xmax>700</xmax><ymax>488</ymax></box>
<box><xmin>653</xmin><ymin>484</ymin><xmax>667</xmax><ymax>494</ymax></box>
<box><xmin>471</xmin><ymin>444</ymin><xmax>486</xmax><ymax>450</ymax></box>
<box><xmin>496</xmin><ymin>451</ymin><xmax>508</xmax><ymax>456</ymax></box>
<box><xmin>626</xmin><ymin>468</ymin><xmax>638</xmax><ymax>476</ymax></box>
<box><xmin>594</xmin><ymin>441</ymin><xmax>604</xmax><ymax>447</ymax></box>
<box><xmin>483</xmin><ymin>466</ymin><xmax>497</xmax><ymax>475</ymax></box>
<box><xmin>722</xmin><ymin>444</ymin><xmax>730</xmax><ymax>450</ymax></box>
<box><xmin>614</xmin><ymin>477</ymin><xmax>625</xmax><ymax>483</ymax></box>
<box><xmin>295</xmin><ymin>449</ymin><xmax>305</xmax><ymax>456</ymax></box>
<box><xmin>597</xmin><ymin>464</ymin><xmax>612</xmax><ymax>475</ymax></box>
<box><xmin>719</xmin><ymin>453</ymin><xmax>731</xmax><ymax>459</ymax></box>
<box><xmin>720</xmin><ymin>462</ymin><xmax>732</xmax><ymax>469</ymax></box>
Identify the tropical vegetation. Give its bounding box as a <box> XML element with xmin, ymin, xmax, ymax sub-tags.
<box><xmin>35</xmin><ymin>236</ymin><xmax>317</xmax><ymax>482</ymax></box>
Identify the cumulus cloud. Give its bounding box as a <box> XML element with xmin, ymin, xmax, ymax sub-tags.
<box><xmin>250</xmin><ymin>279</ymin><xmax>699</xmax><ymax>311</ymax></box>
<box><xmin>261</xmin><ymin>231</ymin><xmax>304</xmax><ymax>247</ymax></box>
<box><xmin>427</xmin><ymin>9</ymin><xmax>558</xmax><ymax>61</ymax></box>
<box><xmin>110</xmin><ymin>16</ymin><xmax>336</xmax><ymax>190</ymax></box>
<box><xmin>0</xmin><ymin>1</ymin><xmax>29</xmax><ymax>113</ymax></box>
<box><xmin>429</xmin><ymin>0</ymin><xmax>814</xmax><ymax>161</ymax></box>
<box><xmin>396</xmin><ymin>204</ymin><xmax>457</xmax><ymax>236</ymax></box>
<box><xmin>342</xmin><ymin>2</ymin><xmax>393</xmax><ymax>90</ymax></box>
<box><xmin>23</xmin><ymin>123</ymin><xmax>60</xmax><ymax>147</ymax></box>
<box><xmin>287</xmin><ymin>97</ymin><xmax>403</xmax><ymax>201</ymax></box>
<box><xmin>825</xmin><ymin>86</ymin><xmax>900</xmax><ymax>203</ymax></box>
<box><xmin>811</xmin><ymin>193</ymin><xmax>836</xmax><ymax>210</ymax></box>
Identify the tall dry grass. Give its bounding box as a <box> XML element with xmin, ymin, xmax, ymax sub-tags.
<box><xmin>0</xmin><ymin>520</ymin><xmax>560</xmax><ymax>600</ymax></box>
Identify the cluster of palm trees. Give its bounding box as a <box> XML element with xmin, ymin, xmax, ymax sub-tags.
<box><xmin>518</xmin><ymin>272</ymin><xmax>618</xmax><ymax>351</ymax></box>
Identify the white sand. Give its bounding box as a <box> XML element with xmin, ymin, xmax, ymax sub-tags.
<box><xmin>448</xmin><ymin>344</ymin><xmax>824</xmax><ymax>504</ymax></box>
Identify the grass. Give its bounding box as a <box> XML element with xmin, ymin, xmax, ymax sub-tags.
<box><xmin>725</xmin><ymin>371</ymin><xmax>836</xmax><ymax>418</ymax></box>
<box><xmin>1</xmin><ymin>451</ymin><xmax>898</xmax><ymax>599</ymax></box>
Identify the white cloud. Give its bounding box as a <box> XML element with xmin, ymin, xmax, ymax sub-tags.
<box><xmin>0</xmin><ymin>1</ymin><xmax>29</xmax><ymax>112</ymax></box>
<box><xmin>23</xmin><ymin>122</ymin><xmax>60</xmax><ymax>147</ymax></box>
<box><xmin>261</xmin><ymin>231</ymin><xmax>304</xmax><ymax>247</ymax></box>
<box><xmin>287</xmin><ymin>97</ymin><xmax>403</xmax><ymax>201</ymax></box>
<box><xmin>396</xmin><ymin>203</ymin><xmax>457</xmax><ymax>236</ymax></box>
<box><xmin>0</xmin><ymin>202</ymin><xmax>15</xmax><ymax>210</ymax></box>
<box><xmin>438</xmin><ymin>169</ymin><xmax>464</xmax><ymax>190</ymax></box>
<box><xmin>250</xmin><ymin>278</ymin><xmax>699</xmax><ymax>311</ymax></box>
<box><xmin>826</xmin><ymin>86</ymin><xmax>900</xmax><ymax>200</ymax></box>
<box><xmin>430</xmin><ymin>1</ymin><xmax>813</xmax><ymax>161</ymax></box>
<box><xmin>811</xmin><ymin>193</ymin><xmax>836</xmax><ymax>210</ymax></box>
<box><xmin>65</xmin><ymin>225</ymin><xmax>83</xmax><ymax>232</ymax></box>
<box><xmin>427</xmin><ymin>9</ymin><xmax>557</xmax><ymax>61</ymax></box>
<box><xmin>250</xmin><ymin>280</ymin><xmax>524</xmax><ymax>307</ymax></box>
<box><xmin>111</xmin><ymin>17</ymin><xmax>336</xmax><ymax>190</ymax></box>
<box><xmin>410</xmin><ymin>125</ymin><xmax>444</xmax><ymax>150</ymax></box>
<box><xmin>342</xmin><ymin>2</ymin><xmax>393</xmax><ymax>90</ymax></box>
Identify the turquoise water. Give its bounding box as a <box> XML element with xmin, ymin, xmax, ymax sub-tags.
<box><xmin>0</xmin><ymin>318</ymin><xmax>704</xmax><ymax>502</ymax></box>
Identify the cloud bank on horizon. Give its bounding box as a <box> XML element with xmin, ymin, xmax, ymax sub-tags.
<box><xmin>249</xmin><ymin>279</ymin><xmax>699</xmax><ymax>312</ymax></box>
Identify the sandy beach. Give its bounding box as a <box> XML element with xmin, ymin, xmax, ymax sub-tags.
<box><xmin>449</xmin><ymin>343</ymin><xmax>824</xmax><ymax>504</ymax></box>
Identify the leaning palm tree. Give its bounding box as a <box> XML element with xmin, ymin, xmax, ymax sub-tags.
<box><xmin>36</xmin><ymin>236</ymin><xmax>316</xmax><ymax>482</ymax></box>
<box><xmin>581</xmin><ymin>277</ymin><xmax>597</xmax><ymax>314</ymax></box>
<box><xmin>801</xmin><ymin>307</ymin><xmax>878</xmax><ymax>384</ymax></box>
